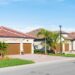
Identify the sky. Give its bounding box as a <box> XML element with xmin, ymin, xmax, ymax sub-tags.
<box><xmin>0</xmin><ymin>0</ymin><xmax>75</xmax><ymax>32</ymax></box>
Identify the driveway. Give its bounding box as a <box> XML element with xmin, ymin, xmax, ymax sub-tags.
<box><xmin>9</xmin><ymin>54</ymin><xmax>75</xmax><ymax>63</ymax></box>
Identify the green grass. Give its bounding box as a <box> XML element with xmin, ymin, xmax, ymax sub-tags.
<box><xmin>63</xmin><ymin>54</ymin><xmax>75</xmax><ymax>57</ymax></box>
<box><xmin>49</xmin><ymin>53</ymin><xmax>75</xmax><ymax>57</ymax></box>
<box><xmin>0</xmin><ymin>58</ymin><xmax>34</xmax><ymax>68</ymax></box>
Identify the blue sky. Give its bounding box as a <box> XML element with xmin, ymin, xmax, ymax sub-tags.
<box><xmin>0</xmin><ymin>0</ymin><xmax>75</xmax><ymax>32</ymax></box>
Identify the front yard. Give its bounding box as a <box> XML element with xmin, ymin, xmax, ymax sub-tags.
<box><xmin>0</xmin><ymin>58</ymin><xmax>34</xmax><ymax>68</ymax></box>
<box><xmin>49</xmin><ymin>53</ymin><xmax>75</xmax><ymax>57</ymax></box>
<box><xmin>34</xmin><ymin>49</ymin><xmax>75</xmax><ymax>57</ymax></box>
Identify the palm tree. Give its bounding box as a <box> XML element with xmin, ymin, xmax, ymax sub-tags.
<box><xmin>38</xmin><ymin>29</ymin><xmax>59</xmax><ymax>54</ymax></box>
<box><xmin>37</xmin><ymin>29</ymin><xmax>50</xmax><ymax>54</ymax></box>
<box><xmin>47</xmin><ymin>32</ymin><xmax>59</xmax><ymax>53</ymax></box>
<box><xmin>0</xmin><ymin>42</ymin><xmax>8</xmax><ymax>58</ymax></box>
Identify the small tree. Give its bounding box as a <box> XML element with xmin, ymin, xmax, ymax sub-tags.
<box><xmin>0</xmin><ymin>42</ymin><xmax>8</xmax><ymax>58</ymax></box>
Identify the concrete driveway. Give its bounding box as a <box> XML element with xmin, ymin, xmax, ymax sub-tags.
<box><xmin>9</xmin><ymin>54</ymin><xmax>75</xmax><ymax>63</ymax></box>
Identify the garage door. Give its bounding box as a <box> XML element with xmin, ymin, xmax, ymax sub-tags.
<box><xmin>7</xmin><ymin>43</ymin><xmax>20</xmax><ymax>55</ymax></box>
<box><xmin>23</xmin><ymin>43</ymin><xmax>31</xmax><ymax>54</ymax></box>
<box><xmin>65</xmin><ymin>44</ymin><xmax>69</xmax><ymax>51</ymax></box>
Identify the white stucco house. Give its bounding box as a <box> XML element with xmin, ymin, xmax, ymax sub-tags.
<box><xmin>27</xmin><ymin>28</ymin><xmax>75</xmax><ymax>54</ymax></box>
<box><xmin>61</xmin><ymin>32</ymin><xmax>75</xmax><ymax>54</ymax></box>
<box><xmin>0</xmin><ymin>26</ymin><xmax>35</xmax><ymax>55</ymax></box>
<box><xmin>27</xmin><ymin>28</ymin><xmax>45</xmax><ymax>50</ymax></box>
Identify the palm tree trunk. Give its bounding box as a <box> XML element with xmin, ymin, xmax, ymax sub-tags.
<box><xmin>45</xmin><ymin>38</ymin><xmax>47</xmax><ymax>54</ymax></box>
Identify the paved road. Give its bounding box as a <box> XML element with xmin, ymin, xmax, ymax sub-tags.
<box><xmin>0</xmin><ymin>60</ymin><xmax>75</xmax><ymax>75</ymax></box>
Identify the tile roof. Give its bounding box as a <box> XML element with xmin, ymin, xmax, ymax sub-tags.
<box><xmin>27</xmin><ymin>28</ymin><xmax>68</xmax><ymax>39</ymax></box>
<box><xmin>67</xmin><ymin>32</ymin><xmax>75</xmax><ymax>40</ymax></box>
<box><xmin>27</xmin><ymin>28</ymin><xmax>43</xmax><ymax>39</ymax></box>
<box><xmin>0</xmin><ymin>26</ymin><xmax>34</xmax><ymax>38</ymax></box>
<box><xmin>63</xmin><ymin>32</ymin><xmax>75</xmax><ymax>40</ymax></box>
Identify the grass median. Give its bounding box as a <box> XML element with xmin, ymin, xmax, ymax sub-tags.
<box><xmin>0</xmin><ymin>58</ymin><xmax>34</xmax><ymax>68</ymax></box>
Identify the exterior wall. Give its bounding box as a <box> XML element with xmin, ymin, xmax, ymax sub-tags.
<box><xmin>69</xmin><ymin>41</ymin><xmax>72</xmax><ymax>51</ymax></box>
<box><xmin>56</xmin><ymin>44</ymin><xmax>61</xmax><ymax>53</ymax></box>
<box><xmin>0</xmin><ymin>38</ymin><xmax>33</xmax><ymax>43</ymax></box>
<box><xmin>62</xmin><ymin>40</ymin><xmax>75</xmax><ymax>54</ymax></box>
<box><xmin>56</xmin><ymin>40</ymin><xmax>70</xmax><ymax>53</ymax></box>
<box><xmin>34</xmin><ymin>41</ymin><xmax>45</xmax><ymax>50</ymax></box>
<box><xmin>62</xmin><ymin>43</ymin><xmax>65</xmax><ymax>53</ymax></box>
<box><xmin>64</xmin><ymin>43</ymin><xmax>69</xmax><ymax>51</ymax></box>
<box><xmin>62</xmin><ymin>41</ymin><xmax>70</xmax><ymax>53</ymax></box>
<box><xmin>62</xmin><ymin>34</ymin><xmax>68</xmax><ymax>38</ymax></box>
<box><xmin>68</xmin><ymin>41</ymin><xmax>75</xmax><ymax>51</ymax></box>
<box><xmin>73</xmin><ymin>41</ymin><xmax>75</xmax><ymax>50</ymax></box>
<box><xmin>0</xmin><ymin>37</ymin><xmax>34</xmax><ymax>54</ymax></box>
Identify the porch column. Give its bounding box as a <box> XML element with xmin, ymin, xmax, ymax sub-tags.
<box><xmin>71</xmin><ymin>40</ymin><xmax>73</xmax><ymax>50</ymax></box>
<box><xmin>31</xmin><ymin>41</ymin><xmax>34</xmax><ymax>54</ymax></box>
<box><xmin>62</xmin><ymin>43</ymin><xmax>65</xmax><ymax>53</ymax></box>
<box><xmin>69</xmin><ymin>41</ymin><xmax>72</xmax><ymax>52</ymax></box>
<box><xmin>20</xmin><ymin>42</ymin><xmax>23</xmax><ymax>55</ymax></box>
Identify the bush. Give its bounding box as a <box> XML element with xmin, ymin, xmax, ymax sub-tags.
<box><xmin>34</xmin><ymin>49</ymin><xmax>55</xmax><ymax>54</ymax></box>
<box><xmin>34</xmin><ymin>49</ymin><xmax>45</xmax><ymax>54</ymax></box>
<box><xmin>47</xmin><ymin>50</ymin><xmax>55</xmax><ymax>54</ymax></box>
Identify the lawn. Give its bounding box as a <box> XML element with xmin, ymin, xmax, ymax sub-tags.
<box><xmin>49</xmin><ymin>53</ymin><xmax>75</xmax><ymax>57</ymax></box>
<box><xmin>0</xmin><ymin>58</ymin><xmax>34</xmax><ymax>68</ymax></box>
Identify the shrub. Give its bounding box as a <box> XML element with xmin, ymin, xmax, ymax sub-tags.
<box><xmin>47</xmin><ymin>50</ymin><xmax>55</xmax><ymax>54</ymax></box>
<box><xmin>34</xmin><ymin>49</ymin><xmax>45</xmax><ymax>54</ymax></box>
<box><xmin>0</xmin><ymin>42</ymin><xmax>8</xmax><ymax>58</ymax></box>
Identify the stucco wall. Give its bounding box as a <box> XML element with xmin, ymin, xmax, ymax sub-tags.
<box><xmin>0</xmin><ymin>37</ymin><xmax>33</xmax><ymax>43</ymax></box>
<box><xmin>0</xmin><ymin>37</ymin><xmax>34</xmax><ymax>54</ymax></box>
<box><xmin>34</xmin><ymin>41</ymin><xmax>45</xmax><ymax>50</ymax></box>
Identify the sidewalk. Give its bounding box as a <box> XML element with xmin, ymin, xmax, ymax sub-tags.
<box><xmin>9</xmin><ymin>54</ymin><xmax>75</xmax><ymax>63</ymax></box>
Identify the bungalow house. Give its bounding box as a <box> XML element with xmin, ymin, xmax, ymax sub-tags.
<box><xmin>0</xmin><ymin>26</ymin><xmax>34</xmax><ymax>55</ymax></box>
<box><xmin>62</xmin><ymin>32</ymin><xmax>75</xmax><ymax>54</ymax></box>
<box><xmin>27</xmin><ymin>28</ymin><xmax>75</xmax><ymax>54</ymax></box>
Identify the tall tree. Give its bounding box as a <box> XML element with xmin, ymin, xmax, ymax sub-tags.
<box><xmin>37</xmin><ymin>29</ymin><xmax>50</xmax><ymax>54</ymax></box>
<box><xmin>47</xmin><ymin>32</ymin><xmax>59</xmax><ymax>53</ymax></box>
<box><xmin>38</xmin><ymin>29</ymin><xmax>59</xmax><ymax>54</ymax></box>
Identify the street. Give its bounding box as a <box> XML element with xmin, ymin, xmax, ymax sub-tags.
<box><xmin>0</xmin><ymin>60</ymin><xmax>75</xmax><ymax>75</ymax></box>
